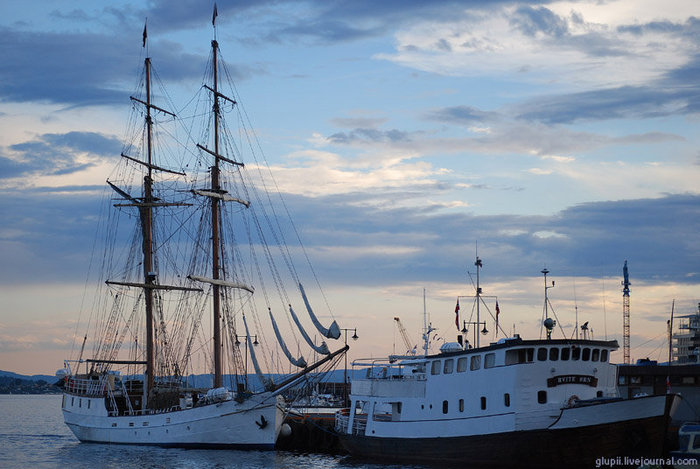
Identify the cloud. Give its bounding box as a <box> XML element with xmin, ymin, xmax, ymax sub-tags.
<box><xmin>279</xmin><ymin>192</ymin><xmax>700</xmax><ymax>286</ymax></box>
<box><xmin>0</xmin><ymin>131</ymin><xmax>121</xmax><ymax>180</ymax></box>
<box><xmin>0</xmin><ymin>25</ymin><xmax>202</xmax><ymax>107</ymax></box>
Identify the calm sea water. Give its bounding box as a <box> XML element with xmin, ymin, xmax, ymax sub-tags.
<box><xmin>0</xmin><ymin>395</ymin><xmax>431</xmax><ymax>469</ymax></box>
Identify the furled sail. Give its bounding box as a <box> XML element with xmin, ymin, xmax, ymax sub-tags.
<box><xmin>268</xmin><ymin>308</ymin><xmax>307</xmax><ymax>368</ymax></box>
<box><xmin>288</xmin><ymin>304</ymin><xmax>330</xmax><ymax>355</ymax></box>
<box><xmin>243</xmin><ymin>315</ymin><xmax>272</xmax><ymax>391</ymax></box>
<box><xmin>298</xmin><ymin>283</ymin><xmax>341</xmax><ymax>339</ymax></box>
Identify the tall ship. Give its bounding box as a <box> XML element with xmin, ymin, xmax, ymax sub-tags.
<box><xmin>336</xmin><ymin>259</ymin><xmax>679</xmax><ymax>467</ymax></box>
<box><xmin>57</xmin><ymin>12</ymin><xmax>346</xmax><ymax>448</ymax></box>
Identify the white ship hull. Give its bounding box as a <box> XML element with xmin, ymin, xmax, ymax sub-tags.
<box><xmin>62</xmin><ymin>392</ymin><xmax>284</xmax><ymax>448</ymax></box>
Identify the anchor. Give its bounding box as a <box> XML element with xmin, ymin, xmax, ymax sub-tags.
<box><xmin>255</xmin><ymin>415</ymin><xmax>268</xmax><ymax>429</ymax></box>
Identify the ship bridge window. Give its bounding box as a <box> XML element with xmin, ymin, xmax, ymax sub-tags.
<box><xmin>582</xmin><ymin>348</ymin><xmax>591</xmax><ymax>361</ymax></box>
<box><xmin>600</xmin><ymin>349</ymin><xmax>608</xmax><ymax>362</ymax></box>
<box><xmin>592</xmin><ymin>349</ymin><xmax>600</xmax><ymax>362</ymax></box>
<box><xmin>537</xmin><ymin>348</ymin><xmax>547</xmax><ymax>361</ymax></box>
<box><xmin>431</xmin><ymin>360</ymin><xmax>441</xmax><ymax>375</ymax></box>
<box><xmin>470</xmin><ymin>355</ymin><xmax>481</xmax><ymax>371</ymax></box>
<box><xmin>484</xmin><ymin>353</ymin><xmax>496</xmax><ymax>369</ymax></box>
<box><xmin>444</xmin><ymin>359</ymin><xmax>454</xmax><ymax>374</ymax></box>
<box><xmin>506</xmin><ymin>348</ymin><xmax>534</xmax><ymax>364</ymax></box>
<box><xmin>549</xmin><ymin>348</ymin><xmax>559</xmax><ymax>361</ymax></box>
<box><xmin>561</xmin><ymin>347</ymin><xmax>570</xmax><ymax>361</ymax></box>
<box><xmin>572</xmin><ymin>347</ymin><xmax>581</xmax><ymax>360</ymax></box>
<box><xmin>457</xmin><ymin>357</ymin><xmax>468</xmax><ymax>372</ymax></box>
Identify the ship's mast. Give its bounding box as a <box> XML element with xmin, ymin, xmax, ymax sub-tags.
<box><xmin>142</xmin><ymin>55</ymin><xmax>156</xmax><ymax>403</ymax></box>
<box><xmin>211</xmin><ymin>38</ymin><xmax>223</xmax><ymax>389</ymax></box>
<box><xmin>475</xmin><ymin>257</ymin><xmax>483</xmax><ymax>348</ymax></box>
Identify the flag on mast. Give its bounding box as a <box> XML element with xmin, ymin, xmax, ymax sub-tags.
<box><xmin>142</xmin><ymin>20</ymin><xmax>147</xmax><ymax>47</ymax></box>
<box><xmin>495</xmin><ymin>301</ymin><xmax>500</xmax><ymax>336</ymax></box>
<box><xmin>212</xmin><ymin>3</ymin><xmax>218</xmax><ymax>26</ymax></box>
<box><xmin>455</xmin><ymin>299</ymin><xmax>460</xmax><ymax>330</ymax></box>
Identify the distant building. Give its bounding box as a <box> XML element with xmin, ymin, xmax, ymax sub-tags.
<box><xmin>673</xmin><ymin>303</ymin><xmax>700</xmax><ymax>364</ymax></box>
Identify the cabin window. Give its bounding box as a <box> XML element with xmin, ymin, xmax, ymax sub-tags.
<box><xmin>470</xmin><ymin>355</ymin><xmax>481</xmax><ymax>371</ymax></box>
<box><xmin>71</xmin><ymin>397</ymin><xmax>74</xmax><ymax>406</ymax></box>
<box><xmin>592</xmin><ymin>349</ymin><xmax>600</xmax><ymax>362</ymax></box>
<box><xmin>431</xmin><ymin>360</ymin><xmax>441</xmax><ymax>375</ymax></box>
<box><xmin>459</xmin><ymin>399</ymin><xmax>464</xmax><ymax>412</ymax></box>
<box><xmin>484</xmin><ymin>353</ymin><xmax>496</xmax><ymax>369</ymax></box>
<box><xmin>560</xmin><ymin>347</ymin><xmax>570</xmax><ymax>361</ymax></box>
<box><xmin>572</xmin><ymin>347</ymin><xmax>581</xmax><ymax>360</ymax></box>
<box><xmin>79</xmin><ymin>399</ymin><xmax>82</xmax><ymax>408</ymax></box>
<box><xmin>444</xmin><ymin>359</ymin><xmax>454</xmax><ymax>374</ymax></box>
<box><xmin>537</xmin><ymin>391</ymin><xmax>547</xmax><ymax>404</ymax></box>
<box><xmin>549</xmin><ymin>348</ymin><xmax>559</xmax><ymax>361</ymax></box>
<box><xmin>457</xmin><ymin>357</ymin><xmax>468</xmax><ymax>372</ymax></box>
<box><xmin>683</xmin><ymin>377</ymin><xmax>696</xmax><ymax>385</ymax></box>
<box><xmin>537</xmin><ymin>348</ymin><xmax>547</xmax><ymax>361</ymax></box>
<box><xmin>480</xmin><ymin>396</ymin><xmax>487</xmax><ymax>410</ymax></box>
<box><xmin>597</xmin><ymin>391</ymin><xmax>603</xmax><ymax>398</ymax></box>
<box><xmin>600</xmin><ymin>349</ymin><xmax>608</xmax><ymax>362</ymax></box>
<box><xmin>693</xmin><ymin>436</ymin><xmax>700</xmax><ymax>450</ymax></box>
<box><xmin>443</xmin><ymin>400</ymin><xmax>449</xmax><ymax>414</ymax></box>
<box><xmin>504</xmin><ymin>393</ymin><xmax>511</xmax><ymax>407</ymax></box>
<box><xmin>582</xmin><ymin>348</ymin><xmax>591</xmax><ymax>361</ymax></box>
<box><xmin>527</xmin><ymin>348</ymin><xmax>534</xmax><ymax>361</ymax></box>
<box><xmin>87</xmin><ymin>400</ymin><xmax>91</xmax><ymax>409</ymax></box>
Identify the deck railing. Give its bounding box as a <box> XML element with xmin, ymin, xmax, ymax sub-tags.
<box><xmin>334</xmin><ymin>409</ymin><xmax>367</xmax><ymax>435</ymax></box>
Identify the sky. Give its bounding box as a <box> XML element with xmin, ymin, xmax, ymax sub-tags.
<box><xmin>1</xmin><ymin>0</ymin><xmax>699</xmax><ymax>375</ymax></box>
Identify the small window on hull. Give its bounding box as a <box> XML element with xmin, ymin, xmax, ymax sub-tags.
<box><xmin>459</xmin><ymin>399</ymin><xmax>464</xmax><ymax>412</ymax></box>
<box><xmin>504</xmin><ymin>393</ymin><xmax>510</xmax><ymax>407</ymax></box>
<box><xmin>480</xmin><ymin>397</ymin><xmax>486</xmax><ymax>410</ymax></box>
<box><xmin>444</xmin><ymin>359</ymin><xmax>454</xmax><ymax>374</ymax></box>
<box><xmin>457</xmin><ymin>357</ymin><xmax>468</xmax><ymax>372</ymax></box>
<box><xmin>538</xmin><ymin>391</ymin><xmax>547</xmax><ymax>404</ymax></box>
<box><xmin>470</xmin><ymin>355</ymin><xmax>481</xmax><ymax>371</ymax></box>
<box><xmin>572</xmin><ymin>347</ymin><xmax>581</xmax><ymax>360</ymax></box>
<box><xmin>582</xmin><ymin>348</ymin><xmax>591</xmax><ymax>361</ymax></box>
<box><xmin>442</xmin><ymin>400</ymin><xmax>448</xmax><ymax>414</ymax></box>
<box><xmin>549</xmin><ymin>348</ymin><xmax>559</xmax><ymax>361</ymax></box>
<box><xmin>560</xmin><ymin>347</ymin><xmax>570</xmax><ymax>361</ymax></box>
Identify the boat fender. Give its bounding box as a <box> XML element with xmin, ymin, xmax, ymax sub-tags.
<box><xmin>255</xmin><ymin>415</ymin><xmax>268</xmax><ymax>429</ymax></box>
<box><xmin>280</xmin><ymin>423</ymin><xmax>292</xmax><ymax>437</ymax></box>
<box><xmin>567</xmin><ymin>395</ymin><xmax>580</xmax><ymax>408</ymax></box>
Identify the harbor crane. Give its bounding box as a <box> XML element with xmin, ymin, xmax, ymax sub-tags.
<box><xmin>394</xmin><ymin>317</ymin><xmax>417</xmax><ymax>356</ymax></box>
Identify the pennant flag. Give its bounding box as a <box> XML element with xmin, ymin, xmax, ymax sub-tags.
<box><xmin>212</xmin><ymin>3</ymin><xmax>218</xmax><ymax>26</ymax></box>
<box><xmin>455</xmin><ymin>299</ymin><xmax>460</xmax><ymax>330</ymax></box>
<box><xmin>495</xmin><ymin>301</ymin><xmax>500</xmax><ymax>336</ymax></box>
<box><xmin>142</xmin><ymin>21</ymin><xmax>147</xmax><ymax>47</ymax></box>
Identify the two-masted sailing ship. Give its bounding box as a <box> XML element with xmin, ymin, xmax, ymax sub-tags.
<box><xmin>57</xmin><ymin>15</ymin><xmax>346</xmax><ymax>448</ymax></box>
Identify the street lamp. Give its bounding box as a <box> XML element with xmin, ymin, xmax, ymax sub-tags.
<box><xmin>340</xmin><ymin>327</ymin><xmax>358</xmax><ymax>407</ymax></box>
<box><xmin>462</xmin><ymin>320</ymin><xmax>488</xmax><ymax>349</ymax></box>
<box><xmin>234</xmin><ymin>334</ymin><xmax>258</xmax><ymax>388</ymax></box>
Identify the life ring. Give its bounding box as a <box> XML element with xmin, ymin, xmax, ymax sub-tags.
<box><xmin>567</xmin><ymin>395</ymin><xmax>580</xmax><ymax>407</ymax></box>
